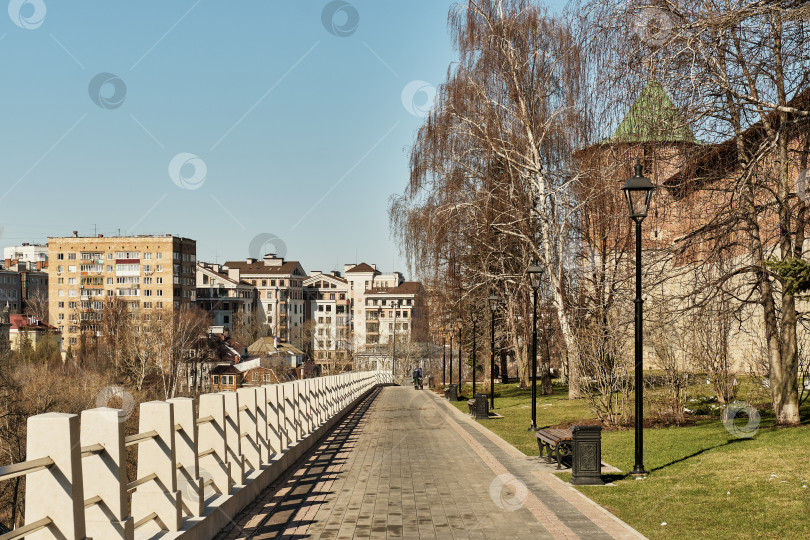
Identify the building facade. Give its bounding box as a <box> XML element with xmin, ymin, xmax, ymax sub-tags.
<box><xmin>221</xmin><ymin>254</ymin><xmax>306</xmax><ymax>342</ymax></box>
<box><xmin>0</xmin><ymin>270</ymin><xmax>22</xmax><ymax>313</ymax></box>
<box><xmin>195</xmin><ymin>262</ymin><xmax>258</xmax><ymax>332</ymax></box>
<box><xmin>3</xmin><ymin>243</ymin><xmax>48</xmax><ymax>266</ymax></box>
<box><xmin>303</xmin><ymin>271</ymin><xmax>351</xmax><ymax>368</ymax></box>
<box><xmin>47</xmin><ymin>233</ymin><xmax>197</xmax><ymax>348</ymax></box>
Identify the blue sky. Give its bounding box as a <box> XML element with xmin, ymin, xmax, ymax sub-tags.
<box><xmin>0</xmin><ymin>0</ymin><xmax>566</xmax><ymax>278</ymax></box>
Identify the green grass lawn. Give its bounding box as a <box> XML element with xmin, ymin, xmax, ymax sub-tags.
<box><xmin>446</xmin><ymin>381</ymin><xmax>810</xmax><ymax>539</ymax></box>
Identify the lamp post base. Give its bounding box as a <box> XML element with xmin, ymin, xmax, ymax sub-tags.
<box><xmin>528</xmin><ymin>422</ymin><xmax>537</xmax><ymax>432</ymax></box>
<box><xmin>630</xmin><ymin>466</ymin><xmax>648</xmax><ymax>476</ymax></box>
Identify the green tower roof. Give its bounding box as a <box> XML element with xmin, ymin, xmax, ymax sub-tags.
<box><xmin>606</xmin><ymin>79</ymin><xmax>698</xmax><ymax>144</ymax></box>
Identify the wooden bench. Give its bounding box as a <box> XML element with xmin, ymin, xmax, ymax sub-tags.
<box><xmin>536</xmin><ymin>428</ymin><xmax>573</xmax><ymax>469</ymax></box>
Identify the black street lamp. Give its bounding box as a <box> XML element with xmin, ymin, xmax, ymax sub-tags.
<box><xmin>527</xmin><ymin>261</ymin><xmax>543</xmax><ymax>431</ymax></box>
<box><xmin>488</xmin><ymin>293</ymin><xmax>499</xmax><ymax>409</ymax></box>
<box><xmin>622</xmin><ymin>158</ymin><xmax>656</xmax><ymax>476</ymax></box>
<box><xmin>471</xmin><ymin>317</ymin><xmax>477</xmax><ymax>396</ymax></box>
<box><xmin>456</xmin><ymin>316</ymin><xmax>463</xmax><ymax>398</ymax></box>
<box><xmin>449</xmin><ymin>322</ymin><xmax>454</xmax><ymax>390</ymax></box>
<box><xmin>441</xmin><ymin>331</ymin><xmax>447</xmax><ymax>386</ymax></box>
<box><xmin>391</xmin><ymin>301</ymin><xmax>399</xmax><ymax>379</ymax></box>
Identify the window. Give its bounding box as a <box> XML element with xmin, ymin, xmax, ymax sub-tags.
<box><xmin>156</xmin><ymin>265</ymin><xmax>163</xmax><ymax>272</ymax></box>
<box><xmin>213</xmin><ymin>375</ymin><xmax>220</xmax><ymax>384</ymax></box>
<box><xmin>68</xmin><ymin>265</ymin><xmax>77</xmax><ymax>272</ymax></box>
<box><xmin>115</xmin><ymin>251</ymin><xmax>140</xmax><ymax>259</ymax></box>
<box><xmin>69</xmin><ymin>290</ymin><xmax>77</xmax><ymax>297</ymax></box>
<box><xmin>144</xmin><ymin>253</ymin><xmax>152</xmax><ymax>260</ymax></box>
<box><xmin>157</xmin><ymin>290</ymin><xmax>163</xmax><ymax>296</ymax></box>
<box><xmin>271</xmin><ymin>280</ymin><xmax>276</xmax><ymax>286</ymax></box>
<box><xmin>57</xmin><ymin>301</ymin><xmax>64</xmax><ymax>308</ymax></box>
<box><xmin>262</xmin><ymin>280</ymin><xmax>267</xmax><ymax>286</ymax></box>
<box><xmin>107</xmin><ymin>253</ymin><xmax>114</xmax><ymax>260</ymax></box>
<box><xmin>58</xmin><ymin>289</ymin><xmax>65</xmax><ymax>297</ymax></box>
<box><xmin>68</xmin><ymin>253</ymin><xmax>76</xmax><ymax>260</ymax></box>
<box><xmin>116</xmin><ymin>264</ymin><xmax>140</xmax><ymax>276</ymax></box>
<box><xmin>156</xmin><ymin>252</ymin><xmax>163</xmax><ymax>259</ymax></box>
<box><xmin>143</xmin><ymin>277</ymin><xmax>152</xmax><ymax>284</ymax></box>
<box><xmin>144</xmin><ymin>302</ymin><xmax>152</xmax><ymax>309</ymax></box>
<box><xmin>156</xmin><ymin>302</ymin><xmax>163</xmax><ymax>308</ymax></box>
<box><xmin>57</xmin><ymin>278</ymin><xmax>64</xmax><ymax>284</ymax></box>
<box><xmin>57</xmin><ymin>265</ymin><xmax>63</xmax><ymax>273</ymax></box>
<box><xmin>156</xmin><ymin>277</ymin><xmax>163</xmax><ymax>284</ymax></box>
<box><xmin>144</xmin><ymin>290</ymin><xmax>153</xmax><ymax>296</ymax></box>
<box><xmin>143</xmin><ymin>265</ymin><xmax>152</xmax><ymax>272</ymax></box>
<box><xmin>68</xmin><ymin>301</ymin><xmax>77</xmax><ymax>308</ymax></box>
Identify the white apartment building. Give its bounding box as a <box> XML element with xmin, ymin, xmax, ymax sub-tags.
<box><xmin>3</xmin><ymin>243</ymin><xmax>48</xmax><ymax>266</ymax></box>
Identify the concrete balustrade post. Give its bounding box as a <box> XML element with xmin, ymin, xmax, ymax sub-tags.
<box><xmin>254</xmin><ymin>386</ymin><xmax>270</xmax><ymax>465</ymax></box>
<box><xmin>167</xmin><ymin>397</ymin><xmax>204</xmax><ymax>519</ymax></box>
<box><xmin>327</xmin><ymin>378</ymin><xmax>336</xmax><ymax>417</ymax></box>
<box><xmin>236</xmin><ymin>388</ymin><xmax>261</xmax><ymax>472</ymax></box>
<box><xmin>80</xmin><ymin>408</ymin><xmax>134</xmax><ymax>540</ymax></box>
<box><xmin>295</xmin><ymin>380</ymin><xmax>309</xmax><ymax>438</ymax></box>
<box><xmin>24</xmin><ymin>412</ymin><xmax>86</xmax><ymax>540</ymax></box>
<box><xmin>265</xmin><ymin>384</ymin><xmax>283</xmax><ymax>455</ymax></box>
<box><xmin>198</xmin><ymin>393</ymin><xmax>231</xmax><ymax>498</ymax></box>
<box><xmin>316</xmin><ymin>378</ymin><xmax>325</xmax><ymax>426</ymax></box>
<box><xmin>221</xmin><ymin>392</ymin><xmax>246</xmax><ymax>486</ymax></box>
<box><xmin>281</xmin><ymin>382</ymin><xmax>298</xmax><ymax>445</ymax></box>
<box><xmin>131</xmin><ymin>401</ymin><xmax>182</xmax><ymax>532</ymax></box>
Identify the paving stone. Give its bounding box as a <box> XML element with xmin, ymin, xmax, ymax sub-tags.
<box><xmin>214</xmin><ymin>386</ymin><xmax>641</xmax><ymax>539</ymax></box>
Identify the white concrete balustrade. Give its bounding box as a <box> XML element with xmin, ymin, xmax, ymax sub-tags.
<box><xmin>0</xmin><ymin>371</ymin><xmax>392</xmax><ymax>540</ymax></box>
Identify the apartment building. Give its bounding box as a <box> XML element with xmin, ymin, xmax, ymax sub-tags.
<box><xmin>0</xmin><ymin>269</ymin><xmax>22</xmax><ymax>313</ymax></box>
<box><xmin>195</xmin><ymin>262</ymin><xmax>258</xmax><ymax>332</ymax></box>
<box><xmin>2</xmin><ymin>260</ymin><xmax>48</xmax><ymax>315</ymax></box>
<box><xmin>221</xmin><ymin>254</ymin><xmax>306</xmax><ymax>342</ymax></box>
<box><xmin>343</xmin><ymin>263</ymin><xmax>427</xmax><ymax>351</ymax></box>
<box><xmin>47</xmin><ymin>233</ymin><xmax>196</xmax><ymax>348</ymax></box>
<box><xmin>362</xmin><ymin>282</ymin><xmax>427</xmax><ymax>346</ymax></box>
<box><xmin>303</xmin><ymin>270</ymin><xmax>351</xmax><ymax>365</ymax></box>
<box><xmin>3</xmin><ymin>243</ymin><xmax>48</xmax><ymax>265</ymax></box>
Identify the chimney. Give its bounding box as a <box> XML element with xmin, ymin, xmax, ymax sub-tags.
<box><xmin>311</xmin><ymin>270</ymin><xmax>322</xmax><ymax>276</ymax></box>
<box><xmin>22</xmin><ymin>243</ymin><xmax>29</xmax><ymax>246</ymax></box>
<box><xmin>35</xmin><ymin>261</ymin><xmax>43</xmax><ymax>271</ymax></box>
<box><xmin>3</xmin><ymin>259</ymin><xmax>9</xmax><ymax>268</ymax></box>
<box><xmin>263</xmin><ymin>254</ymin><xmax>283</xmax><ymax>267</ymax></box>
<box><xmin>227</xmin><ymin>267</ymin><xmax>241</xmax><ymax>281</ymax></box>
<box><xmin>245</xmin><ymin>257</ymin><xmax>257</xmax><ymax>264</ymax></box>
<box><xmin>72</xmin><ymin>231</ymin><xmax>78</xmax><ymax>237</ymax></box>
<box><xmin>371</xmin><ymin>264</ymin><xmax>377</xmax><ymax>270</ymax></box>
<box><xmin>98</xmin><ymin>234</ymin><xmax>103</xmax><ymax>238</ymax></box>
<box><xmin>331</xmin><ymin>270</ymin><xmax>341</xmax><ymax>277</ymax></box>
<box><xmin>344</xmin><ymin>264</ymin><xmax>355</xmax><ymax>273</ymax></box>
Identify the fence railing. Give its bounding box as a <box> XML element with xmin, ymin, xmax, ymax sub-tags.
<box><xmin>0</xmin><ymin>370</ymin><xmax>392</xmax><ymax>540</ymax></box>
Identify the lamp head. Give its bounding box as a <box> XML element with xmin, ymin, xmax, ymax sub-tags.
<box><xmin>622</xmin><ymin>158</ymin><xmax>656</xmax><ymax>221</ymax></box>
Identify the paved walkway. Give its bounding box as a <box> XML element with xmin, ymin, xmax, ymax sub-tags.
<box><xmin>215</xmin><ymin>386</ymin><xmax>644</xmax><ymax>539</ymax></box>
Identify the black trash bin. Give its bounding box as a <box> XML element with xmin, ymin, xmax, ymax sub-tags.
<box><xmin>446</xmin><ymin>384</ymin><xmax>458</xmax><ymax>401</ymax></box>
<box><xmin>569</xmin><ymin>425</ymin><xmax>604</xmax><ymax>485</ymax></box>
<box><xmin>473</xmin><ymin>393</ymin><xmax>489</xmax><ymax>420</ymax></box>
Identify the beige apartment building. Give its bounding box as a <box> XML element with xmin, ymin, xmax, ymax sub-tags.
<box><xmin>303</xmin><ymin>271</ymin><xmax>351</xmax><ymax>366</ymax></box>
<box><xmin>48</xmin><ymin>233</ymin><xmax>197</xmax><ymax>348</ymax></box>
<box><xmin>343</xmin><ymin>263</ymin><xmax>428</xmax><ymax>352</ymax></box>
<box><xmin>221</xmin><ymin>254</ymin><xmax>306</xmax><ymax>342</ymax></box>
